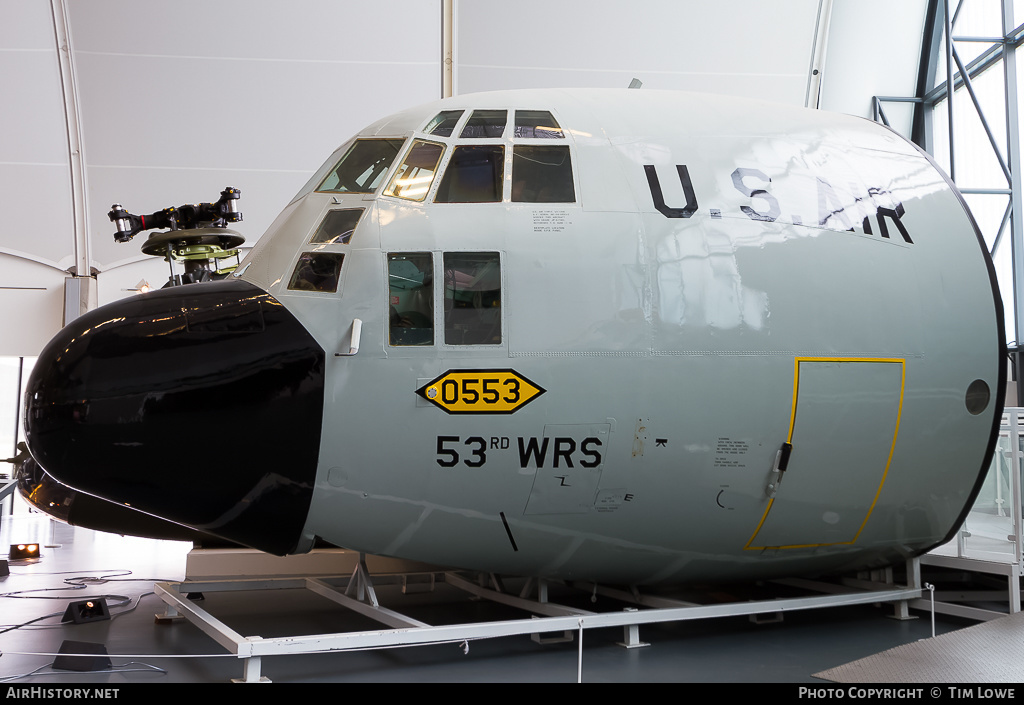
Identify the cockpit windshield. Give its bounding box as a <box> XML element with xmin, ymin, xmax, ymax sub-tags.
<box><xmin>290</xmin><ymin>138</ymin><xmax>405</xmax><ymax>203</ymax></box>
<box><xmin>318</xmin><ymin>139</ymin><xmax>405</xmax><ymax>193</ymax></box>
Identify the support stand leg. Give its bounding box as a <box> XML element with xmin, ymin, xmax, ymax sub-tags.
<box><xmin>528</xmin><ymin>579</ymin><xmax>573</xmax><ymax>644</ymax></box>
<box><xmin>232</xmin><ymin>656</ymin><xmax>270</xmax><ymax>684</ymax></box>
<box><xmin>890</xmin><ymin>557</ymin><xmax>921</xmax><ymax>621</ymax></box>
<box><xmin>345</xmin><ymin>553</ymin><xmax>379</xmax><ymax>607</ymax></box>
<box><xmin>1009</xmin><ymin>570</ymin><xmax>1020</xmax><ymax>614</ymax></box>
<box><xmin>154</xmin><ymin>604</ymin><xmax>183</xmax><ymax>624</ymax></box>
<box><xmin>616</xmin><ymin>608</ymin><xmax>649</xmax><ymax>649</ymax></box>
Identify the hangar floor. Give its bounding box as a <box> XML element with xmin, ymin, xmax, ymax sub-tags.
<box><xmin>0</xmin><ymin>513</ymin><xmax>1010</xmax><ymax>684</ymax></box>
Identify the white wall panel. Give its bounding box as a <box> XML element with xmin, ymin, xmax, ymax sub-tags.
<box><xmin>819</xmin><ymin>0</ymin><xmax>927</xmax><ymax>132</ymax></box>
<box><xmin>65</xmin><ymin>0</ymin><xmax>436</xmax><ymax>64</ymax></box>
<box><xmin>0</xmin><ymin>0</ymin><xmax>53</xmax><ymax>48</ymax></box>
<box><xmin>457</xmin><ymin>0</ymin><xmax>820</xmax><ymax>104</ymax></box>
<box><xmin>0</xmin><ymin>1</ymin><xmax>75</xmax><ymax>354</ymax></box>
<box><xmin>65</xmin><ymin>0</ymin><xmax>442</xmax><ymax>272</ymax></box>
<box><xmin>0</xmin><ymin>2</ymin><xmax>74</xmax><ymax>268</ymax></box>
<box><xmin>0</xmin><ymin>256</ymin><xmax>66</xmax><ymax>356</ymax></box>
<box><xmin>0</xmin><ymin>164</ymin><xmax>74</xmax><ymax>268</ymax></box>
<box><xmin>0</xmin><ymin>55</ymin><xmax>66</xmax><ymax>165</ymax></box>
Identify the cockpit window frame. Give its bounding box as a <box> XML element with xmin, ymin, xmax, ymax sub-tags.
<box><xmin>513</xmin><ymin>110</ymin><xmax>565</xmax><ymax>139</ymax></box>
<box><xmin>419</xmin><ymin>106</ymin><xmax>578</xmax><ymax>206</ymax></box>
<box><xmin>289</xmin><ymin>137</ymin><xmax>407</xmax><ymax>204</ymax></box>
<box><xmin>424</xmin><ymin>110</ymin><xmax>465</xmax><ymax>137</ymax></box>
<box><xmin>511</xmin><ymin>144</ymin><xmax>576</xmax><ymax>204</ymax></box>
<box><xmin>387</xmin><ymin>251</ymin><xmax>435</xmax><ymax>347</ymax></box>
<box><xmin>442</xmin><ymin>251</ymin><xmax>503</xmax><ymax>347</ymax></box>
<box><xmin>460</xmin><ymin>110</ymin><xmax>509</xmax><ymax>139</ymax></box>
<box><xmin>286</xmin><ymin>251</ymin><xmax>346</xmax><ymax>294</ymax></box>
<box><xmin>383</xmin><ymin>139</ymin><xmax>447</xmax><ymax>202</ymax></box>
<box><xmin>434</xmin><ymin>144</ymin><xmax>506</xmax><ymax>204</ymax></box>
<box><xmin>315</xmin><ymin>138</ymin><xmax>405</xmax><ymax>196</ymax></box>
<box><xmin>308</xmin><ymin>208</ymin><xmax>365</xmax><ymax>245</ymax></box>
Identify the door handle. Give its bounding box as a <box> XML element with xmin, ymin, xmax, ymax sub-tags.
<box><xmin>335</xmin><ymin>318</ymin><xmax>362</xmax><ymax>357</ymax></box>
<box><xmin>765</xmin><ymin>442</ymin><xmax>793</xmax><ymax>498</ymax></box>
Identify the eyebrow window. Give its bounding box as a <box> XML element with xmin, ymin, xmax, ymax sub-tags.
<box><xmin>460</xmin><ymin>110</ymin><xmax>507</xmax><ymax>138</ymax></box>
<box><xmin>384</xmin><ymin>140</ymin><xmax>445</xmax><ymax>201</ymax></box>
<box><xmin>512</xmin><ymin>145</ymin><xmax>575</xmax><ymax>203</ymax></box>
<box><xmin>444</xmin><ymin>252</ymin><xmax>501</xmax><ymax>345</ymax></box>
<box><xmin>388</xmin><ymin>253</ymin><xmax>434</xmax><ymax>346</ymax></box>
<box><xmin>435</xmin><ymin>145</ymin><xmax>505</xmax><ymax>203</ymax></box>
<box><xmin>309</xmin><ymin>209</ymin><xmax>364</xmax><ymax>244</ymax></box>
<box><xmin>316</xmin><ymin>139</ymin><xmax>404</xmax><ymax>194</ymax></box>
<box><xmin>424</xmin><ymin>110</ymin><xmax>464</xmax><ymax>137</ymax></box>
<box><xmin>514</xmin><ymin>110</ymin><xmax>564</xmax><ymax>138</ymax></box>
<box><xmin>288</xmin><ymin>252</ymin><xmax>345</xmax><ymax>293</ymax></box>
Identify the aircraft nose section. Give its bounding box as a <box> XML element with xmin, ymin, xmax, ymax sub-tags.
<box><xmin>24</xmin><ymin>279</ymin><xmax>325</xmax><ymax>555</ymax></box>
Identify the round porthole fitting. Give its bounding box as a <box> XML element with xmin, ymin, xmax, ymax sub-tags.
<box><xmin>965</xmin><ymin>379</ymin><xmax>990</xmax><ymax>416</ymax></box>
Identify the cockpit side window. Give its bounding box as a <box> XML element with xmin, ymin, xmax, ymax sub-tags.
<box><xmin>424</xmin><ymin>110</ymin><xmax>464</xmax><ymax>137</ymax></box>
<box><xmin>384</xmin><ymin>140</ymin><xmax>446</xmax><ymax>201</ymax></box>
<box><xmin>435</xmin><ymin>145</ymin><xmax>505</xmax><ymax>203</ymax></box>
<box><xmin>511</xmin><ymin>145</ymin><xmax>575</xmax><ymax>203</ymax></box>
<box><xmin>388</xmin><ymin>253</ymin><xmax>434</xmax><ymax>346</ymax></box>
<box><xmin>460</xmin><ymin>110</ymin><xmax>507</xmax><ymax>138</ymax></box>
<box><xmin>317</xmin><ymin>139</ymin><xmax>404</xmax><ymax>194</ymax></box>
<box><xmin>288</xmin><ymin>252</ymin><xmax>345</xmax><ymax>293</ymax></box>
<box><xmin>309</xmin><ymin>209</ymin><xmax>364</xmax><ymax>244</ymax></box>
<box><xmin>514</xmin><ymin>110</ymin><xmax>564</xmax><ymax>138</ymax></box>
<box><xmin>444</xmin><ymin>252</ymin><xmax>501</xmax><ymax>345</ymax></box>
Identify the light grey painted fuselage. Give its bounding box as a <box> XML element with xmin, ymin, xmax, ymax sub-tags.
<box><xmin>236</xmin><ymin>89</ymin><xmax>1002</xmax><ymax>585</ymax></box>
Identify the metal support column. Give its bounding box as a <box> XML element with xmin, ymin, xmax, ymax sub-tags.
<box><xmin>50</xmin><ymin>0</ymin><xmax>94</xmax><ymax>315</ymax></box>
<box><xmin>442</xmin><ymin>0</ymin><xmax>456</xmax><ymax>98</ymax></box>
<box><xmin>804</xmin><ymin>0</ymin><xmax>833</xmax><ymax>109</ymax></box>
<box><xmin>1002</xmin><ymin>0</ymin><xmax>1024</xmax><ymax>349</ymax></box>
<box><xmin>944</xmin><ymin>0</ymin><xmax>957</xmax><ymax>182</ymax></box>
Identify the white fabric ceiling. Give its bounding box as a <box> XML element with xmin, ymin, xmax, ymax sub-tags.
<box><xmin>0</xmin><ymin>0</ymin><xmax>927</xmax><ymax>355</ymax></box>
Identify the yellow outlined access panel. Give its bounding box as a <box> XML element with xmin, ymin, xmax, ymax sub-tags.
<box><xmin>746</xmin><ymin>357</ymin><xmax>905</xmax><ymax>550</ymax></box>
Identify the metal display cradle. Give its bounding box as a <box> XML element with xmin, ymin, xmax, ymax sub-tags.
<box><xmin>916</xmin><ymin>407</ymin><xmax>1024</xmax><ymax>619</ymax></box>
<box><xmin>154</xmin><ymin>555</ymin><xmax>921</xmax><ymax>682</ymax></box>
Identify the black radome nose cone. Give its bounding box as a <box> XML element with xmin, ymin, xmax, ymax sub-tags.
<box><xmin>24</xmin><ymin>279</ymin><xmax>325</xmax><ymax>555</ymax></box>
